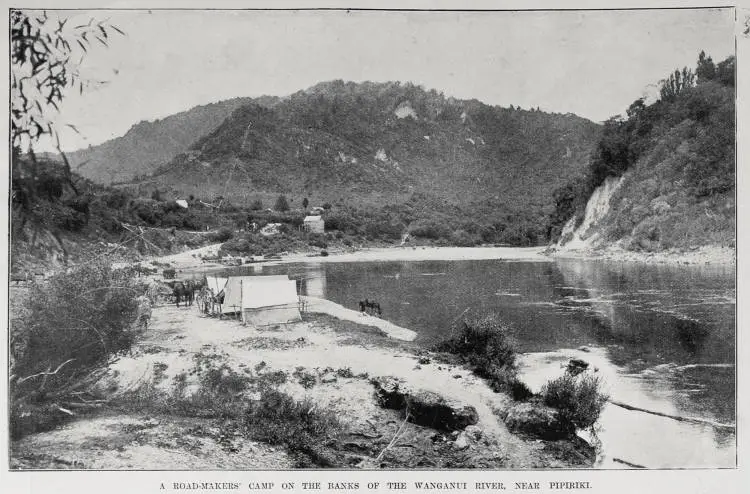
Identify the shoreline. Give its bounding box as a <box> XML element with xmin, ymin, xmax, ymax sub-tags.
<box><xmin>548</xmin><ymin>245</ymin><xmax>735</xmax><ymax>266</ymax></box>
<box><xmin>151</xmin><ymin>242</ymin><xmax>735</xmax><ymax>275</ymax></box>
<box><xmin>153</xmin><ymin>244</ymin><xmax>551</xmax><ymax>274</ymax></box>
<box><xmin>11</xmin><ymin>297</ymin><xmax>594</xmax><ymax>469</ymax></box>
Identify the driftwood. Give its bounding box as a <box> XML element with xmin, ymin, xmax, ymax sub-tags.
<box><xmin>608</xmin><ymin>400</ymin><xmax>735</xmax><ymax>430</ymax></box>
<box><xmin>613</xmin><ymin>457</ymin><xmax>646</xmax><ymax>469</ymax></box>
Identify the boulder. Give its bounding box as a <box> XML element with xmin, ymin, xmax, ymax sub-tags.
<box><xmin>452</xmin><ymin>432</ymin><xmax>471</xmax><ymax>450</ymax></box>
<box><xmin>499</xmin><ymin>402</ymin><xmax>574</xmax><ymax>440</ymax></box>
<box><xmin>371</xmin><ymin>376</ymin><xmax>479</xmax><ymax>431</ymax></box>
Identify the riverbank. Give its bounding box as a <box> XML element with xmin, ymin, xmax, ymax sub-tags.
<box><xmin>151</xmin><ymin>242</ymin><xmax>734</xmax><ymax>276</ymax></box>
<box><xmin>148</xmin><ymin>244</ymin><xmax>549</xmax><ymax>273</ymax></box>
<box><xmin>10</xmin><ymin>298</ymin><xmax>594</xmax><ymax>469</ymax></box>
<box><xmin>548</xmin><ymin>245</ymin><xmax>735</xmax><ymax>266</ymax></box>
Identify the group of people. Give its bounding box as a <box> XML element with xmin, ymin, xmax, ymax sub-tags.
<box><xmin>195</xmin><ymin>284</ymin><xmax>225</xmax><ymax>315</ymax></box>
<box><xmin>358</xmin><ymin>298</ymin><xmax>382</xmax><ymax>317</ymax></box>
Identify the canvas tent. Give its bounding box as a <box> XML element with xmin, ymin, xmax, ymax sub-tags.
<box><xmin>240</xmin><ymin>276</ymin><xmax>301</xmax><ymax>326</ymax></box>
<box><xmin>218</xmin><ymin>275</ymin><xmax>300</xmax><ymax>322</ymax></box>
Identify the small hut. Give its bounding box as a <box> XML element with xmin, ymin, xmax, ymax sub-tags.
<box><xmin>303</xmin><ymin>215</ymin><xmax>325</xmax><ymax>233</ymax></box>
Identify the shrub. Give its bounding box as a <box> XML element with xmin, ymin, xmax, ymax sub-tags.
<box><xmin>541</xmin><ymin>373</ymin><xmax>608</xmax><ymax>430</ymax></box>
<box><xmin>210</xmin><ymin>226</ymin><xmax>234</xmax><ymax>242</ymax></box>
<box><xmin>434</xmin><ymin>313</ymin><xmax>529</xmax><ymax>400</ymax></box>
<box><xmin>307</xmin><ymin>233</ymin><xmax>328</xmax><ymax>249</ymax></box>
<box><xmin>243</xmin><ymin>389</ymin><xmax>339</xmax><ymax>461</ymax></box>
<box><xmin>10</xmin><ymin>263</ymin><xmax>142</xmax><ymax>438</ymax></box>
<box><xmin>436</xmin><ymin>313</ymin><xmax>517</xmax><ymax>370</ymax></box>
<box><xmin>274</xmin><ymin>195</ymin><xmax>290</xmax><ymax>212</ymax></box>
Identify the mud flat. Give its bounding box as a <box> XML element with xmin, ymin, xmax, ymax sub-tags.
<box><xmin>11</xmin><ymin>300</ymin><xmax>594</xmax><ymax>470</ymax></box>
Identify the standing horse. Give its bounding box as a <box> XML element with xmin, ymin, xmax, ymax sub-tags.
<box><xmin>184</xmin><ymin>280</ymin><xmax>195</xmax><ymax>306</ymax></box>
<box><xmin>359</xmin><ymin>299</ymin><xmax>382</xmax><ymax>317</ymax></box>
<box><xmin>173</xmin><ymin>282</ymin><xmax>190</xmax><ymax>308</ymax></box>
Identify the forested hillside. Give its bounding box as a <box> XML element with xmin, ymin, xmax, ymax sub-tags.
<box><xmin>145</xmin><ymin>80</ymin><xmax>601</xmax><ymax>245</ymax></box>
<box><xmin>552</xmin><ymin>52</ymin><xmax>735</xmax><ymax>253</ymax></box>
<box><xmin>66</xmin><ymin>96</ymin><xmax>280</xmax><ymax>184</ymax></box>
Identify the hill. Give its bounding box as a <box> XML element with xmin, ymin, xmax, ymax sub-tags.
<box><xmin>65</xmin><ymin>96</ymin><xmax>280</xmax><ymax>184</ymax></box>
<box><xmin>552</xmin><ymin>53</ymin><xmax>735</xmax><ymax>256</ymax></box>
<box><xmin>143</xmin><ymin>80</ymin><xmax>601</xmax><ymax>245</ymax></box>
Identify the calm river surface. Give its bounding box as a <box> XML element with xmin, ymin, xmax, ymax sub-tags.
<box><xmin>226</xmin><ymin>257</ymin><xmax>735</xmax><ymax>469</ymax></box>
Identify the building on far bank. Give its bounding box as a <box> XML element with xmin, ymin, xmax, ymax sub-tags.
<box><xmin>303</xmin><ymin>215</ymin><xmax>325</xmax><ymax>233</ymax></box>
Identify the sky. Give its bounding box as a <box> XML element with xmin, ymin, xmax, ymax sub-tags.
<box><xmin>28</xmin><ymin>8</ymin><xmax>736</xmax><ymax>152</ymax></box>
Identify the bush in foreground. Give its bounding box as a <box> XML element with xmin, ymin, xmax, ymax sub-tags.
<box><xmin>435</xmin><ymin>313</ymin><xmax>531</xmax><ymax>400</ymax></box>
<box><xmin>244</xmin><ymin>389</ymin><xmax>340</xmax><ymax>458</ymax></box>
<box><xmin>541</xmin><ymin>373</ymin><xmax>608</xmax><ymax>430</ymax></box>
<box><xmin>10</xmin><ymin>262</ymin><xmax>142</xmax><ymax>438</ymax></box>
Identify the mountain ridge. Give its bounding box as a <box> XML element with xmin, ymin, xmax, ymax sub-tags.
<box><xmin>66</xmin><ymin>95</ymin><xmax>281</xmax><ymax>183</ymax></box>
<box><xmin>140</xmin><ymin>80</ymin><xmax>601</xmax><ymax>243</ymax></box>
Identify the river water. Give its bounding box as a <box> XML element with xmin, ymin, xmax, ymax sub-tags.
<box><xmin>224</xmin><ymin>257</ymin><xmax>735</xmax><ymax>469</ymax></box>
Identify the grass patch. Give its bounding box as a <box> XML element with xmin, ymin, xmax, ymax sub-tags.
<box><xmin>243</xmin><ymin>389</ymin><xmax>340</xmax><ymax>466</ymax></box>
<box><xmin>293</xmin><ymin>367</ymin><xmax>318</xmax><ymax>389</ymax></box>
<box><xmin>541</xmin><ymin>373</ymin><xmax>608</xmax><ymax>430</ymax></box>
<box><xmin>115</xmin><ymin>357</ymin><xmax>338</xmax><ymax>466</ymax></box>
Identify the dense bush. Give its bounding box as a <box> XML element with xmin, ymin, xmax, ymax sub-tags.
<box><xmin>209</xmin><ymin>226</ymin><xmax>234</xmax><ymax>242</ymax></box>
<box><xmin>550</xmin><ymin>52</ymin><xmax>735</xmax><ymax>251</ymax></box>
<box><xmin>10</xmin><ymin>263</ymin><xmax>143</xmax><ymax>438</ymax></box>
<box><xmin>541</xmin><ymin>373</ymin><xmax>608</xmax><ymax>430</ymax></box>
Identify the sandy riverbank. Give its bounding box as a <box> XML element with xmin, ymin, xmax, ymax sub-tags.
<box><xmin>11</xmin><ymin>298</ymin><xmax>593</xmax><ymax>470</ymax></box>
<box><xmin>151</xmin><ymin>242</ymin><xmax>734</xmax><ymax>275</ymax></box>
<box><xmin>149</xmin><ymin>244</ymin><xmax>549</xmax><ymax>272</ymax></box>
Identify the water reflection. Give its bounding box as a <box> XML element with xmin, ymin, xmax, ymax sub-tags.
<box><xmin>225</xmin><ymin>258</ymin><xmax>735</xmax><ymax>467</ymax></box>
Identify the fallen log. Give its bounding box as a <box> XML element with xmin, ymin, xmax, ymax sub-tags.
<box><xmin>608</xmin><ymin>399</ymin><xmax>735</xmax><ymax>430</ymax></box>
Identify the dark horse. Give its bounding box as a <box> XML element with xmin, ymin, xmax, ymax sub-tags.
<box><xmin>173</xmin><ymin>280</ymin><xmax>196</xmax><ymax>308</ymax></box>
<box><xmin>359</xmin><ymin>298</ymin><xmax>382</xmax><ymax>317</ymax></box>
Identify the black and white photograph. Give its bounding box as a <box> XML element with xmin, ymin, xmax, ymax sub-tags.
<box><xmin>5</xmin><ymin>1</ymin><xmax>741</xmax><ymax>483</ymax></box>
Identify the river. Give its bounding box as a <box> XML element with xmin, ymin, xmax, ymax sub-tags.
<box><xmin>221</xmin><ymin>257</ymin><xmax>735</xmax><ymax>469</ymax></box>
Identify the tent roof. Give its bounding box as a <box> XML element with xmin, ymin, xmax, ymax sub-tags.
<box><xmin>241</xmin><ymin>278</ymin><xmax>298</xmax><ymax>309</ymax></box>
<box><xmin>304</xmin><ymin>215</ymin><xmax>323</xmax><ymax>222</ymax></box>
<box><xmin>221</xmin><ymin>275</ymin><xmax>297</xmax><ymax>313</ymax></box>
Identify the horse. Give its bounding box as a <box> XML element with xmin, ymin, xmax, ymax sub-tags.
<box><xmin>184</xmin><ymin>280</ymin><xmax>196</xmax><ymax>306</ymax></box>
<box><xmin>359</xmin><ymin>299</ymin><xmax>382</xmax><ymax>317</ymax></box>
<box><xmin>173</xmin><ymin>281</ymin><xmax>194</xmax><ymax>308</ymax></box>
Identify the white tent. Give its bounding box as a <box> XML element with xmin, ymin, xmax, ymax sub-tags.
<box><xmin>175</xmin><ymin>199</ymin><xmax>189</xmax><ymax>209</ymax></box>
<box><xmin>220</xmin><ymin>275</ymin><xmax>294</xmax><ymax>316</ymax></box>
<box><xmin>240</xmin><ymin>276</ymin><xmax>301</xmax><ymax>326</ymax></box>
